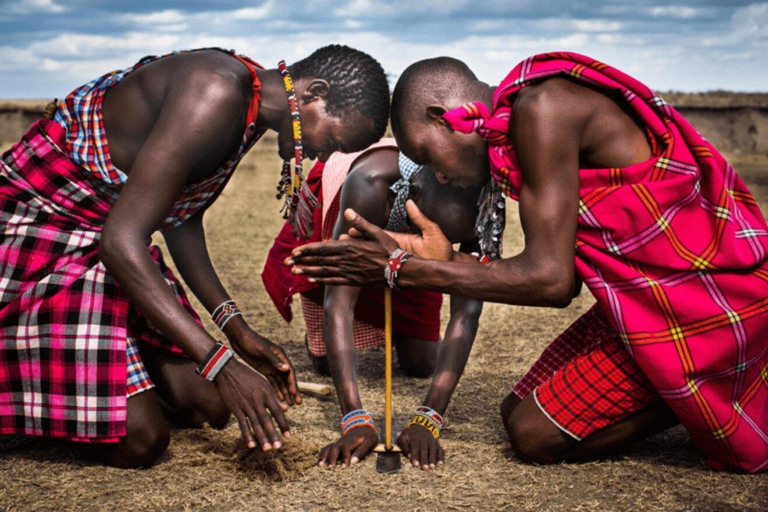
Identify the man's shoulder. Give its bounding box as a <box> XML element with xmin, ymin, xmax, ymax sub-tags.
<box><xmin>512</xmin><ymin>77</ymin><xmax>595</xmax><ymax>128</ymax></box>
<box><xmin>156</xmin><ymin>50</ymin><xmax>251</xmax><ymax>103</ymax></box>
<box><xmin>346</xmin><ymin>147</ymin><xmax>399</xmax><ymax>188</ymax></box>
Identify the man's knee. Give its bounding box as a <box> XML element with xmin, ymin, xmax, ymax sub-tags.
<box><xmin>395</xmin><ymin>336</ymin><xmax>438</xmax><ymax>378</ymax></box>
<box><xmin>192</xmin><ymin>392</ymin><xmax>231</xmax><ymax>429</ymax></box>
<box><xmin>113</xmin><ymin>421</ymin><xmax>170</xmax><ymax>469</ymax></box>
<box><xmin>503</xmin><ymin>396</ymin><xmax>567</xmax><ymax>465</ymax></box>
<box><xmin>399</xmin><ymin>358</ymin><xmax>436</xmax><ymax>378</ymax></box>
<box><xmin>500</xmin><ymin>392</ymin><xmax>522</xmax><ymax>423</ymax></box>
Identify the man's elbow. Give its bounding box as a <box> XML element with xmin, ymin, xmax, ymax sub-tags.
<box><xmin>540</xmin><ymin>279</ymin><xmax>574</xmax><ymax>308</ymax></box>
<box><xmin>99</xmin><ymin>229</ymin><xmax>136</xmax><ymax>271</ymax></box>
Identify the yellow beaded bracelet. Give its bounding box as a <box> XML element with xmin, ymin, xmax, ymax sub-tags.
<box><xmin>409</xmin><ymin>414</ymin><xmax>441</xmax><ymax>440</ymax></box>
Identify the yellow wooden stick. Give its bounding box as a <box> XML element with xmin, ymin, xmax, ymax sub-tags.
<box><xmin>384</xmin><ymin>287</ymin><xmax>393</xmax><ymax>451</ymax></box>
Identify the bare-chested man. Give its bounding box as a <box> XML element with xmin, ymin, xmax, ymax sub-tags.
<box><xmin>289</xmin><ymin>53</ymin><xmax>768</xmax><ymax>473</ymax></box>
<box><xmin>0</xmin><ymin>45</ymin><xmax>389</xmax><ymax>468</ymax></box>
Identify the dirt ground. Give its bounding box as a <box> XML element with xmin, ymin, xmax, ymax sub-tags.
<box><xmin>1</xmin><ymin>136</ymin><xmax>768</xmax><ymax>511</ymax></box>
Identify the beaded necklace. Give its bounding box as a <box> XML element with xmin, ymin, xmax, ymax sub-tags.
<box><xmin>276</xmin><ymin>60</ymin><xmax>318</xmax><ymax>237</ymax></box>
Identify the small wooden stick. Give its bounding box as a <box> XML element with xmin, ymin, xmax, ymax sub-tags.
<box><xmin>384</xmin><ymin>288</ymin><xmax>393</xmax><ymax>451</ymax></box>
<box><xmin>373</xmin><ymin>443</ymin><xmax>402</xmax><ymax>454</ymax></box>
<box><xmin>297</xmin><ymin>381</ymin><xmax>333</xmax><ymax>396</ymax></box>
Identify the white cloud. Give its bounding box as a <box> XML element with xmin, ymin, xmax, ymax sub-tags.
<box><xmin>648</xmin><ymin>6</ymin><xmax>707</xmax><ymax>19</ymax></box>
<box><xmin>7</xmin><ymin>0</ymin><xmax>66</xmax><ymax>14</ymax></box>
<box><xmin>122</xmin><ymin>9</ymin><xmax>187</xmax><ymax>25</ymax></box>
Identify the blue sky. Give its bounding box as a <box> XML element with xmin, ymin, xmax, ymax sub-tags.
<box><xmin>0</xmin><ymin>0</ymin><xmax>767</xmax><ymax>98</ymax></box>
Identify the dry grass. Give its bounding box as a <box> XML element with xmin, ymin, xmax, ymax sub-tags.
<box><xmin>1</xmin><ymin>139</ymin><xmax>768</xmax><ymax>511</ymax></box>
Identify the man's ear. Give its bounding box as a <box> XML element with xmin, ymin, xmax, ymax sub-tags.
<box><xmin>426</xmin><ymin>104</ymin><xmax>451</xmax><ymax>129</ymax></box>
<box><xmin>301</xmin><ymin>79</ymin><xmax>330</xmax><ymax>103</ymax></box>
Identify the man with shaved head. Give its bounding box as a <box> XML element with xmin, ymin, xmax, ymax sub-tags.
<box><xmin>289</xmin><ymin>52</ymin><xmax>768</xmax><ymax>473</ymax></box>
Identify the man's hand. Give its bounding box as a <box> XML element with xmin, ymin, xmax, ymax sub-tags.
<box><xmin>286</xmin><ymin>208</ymin><xmax>399</xmax><ymax>286</ymax></box>
<box><xmin>318</xmin><ymin>427</ymin><xmax>379</xmax><ymax>468</ymax></box>
<box><xmin>365</xmin><ymin>200</ymin><xmax>454</xmax><ymax>262</ymax></box>
<box><xmin>229</xmin><ymin>329</ymin><xmax>301</xmax><ymax>408</ymax></box>
<box><xmin>214</xmin><ymin>359</ymin><xmax>290</xmax><ymax>451</ymax></box>
<box><xmin>286</xmin><ymin>203</ymin><xmax>456</xmax><ymax>285</ymax></box>
<box><xmin>397</xmin><ymin>424</ymin><xmax>444</xmax><ymax>471</ymax></box>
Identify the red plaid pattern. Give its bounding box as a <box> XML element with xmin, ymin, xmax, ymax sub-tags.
<box><xmin>300</xmin><ymin>294</ymin><xmax>384</xmax><ymax>357</ymax></box>
<box><xmin>534</xmin><ymin>326</ymin><xmax>660</xmax><ymax>441</ymax></box>
<box><xmin>444</xmin><ymin>52</ymin><xmax>768</xmax><ymax>472</ymax></box>
<box><xmin>0</xmin><ymin>117</ymin><xmax>245</xmax><ymax>442</ymax></box>
<box><xmin>513</xmin><ymin>304</ymin><xmax>615</xmax><ymax>399</ymax></box>
<box><xmin>126</xmin><ymin>336</ymin><xmax>153</xmax><ymax>398</ymax></box>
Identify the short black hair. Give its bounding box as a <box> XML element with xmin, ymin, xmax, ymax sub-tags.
<box><xmin>291</xmin><ymin>45</ymin><xmax>390</xmax><ymax>142</ymax></box>
<box><xmin>391</xmin><ymin>57</ymin><xmax>477</xmax><ymax>136</ymax></box>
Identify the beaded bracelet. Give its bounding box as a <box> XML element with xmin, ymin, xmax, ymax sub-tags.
<box><xmin>196</xmin><ymin>342</ymin><xmax>234</xmax><ymax>382</ymax></box>
<box><xmin>341</xmin><ymin>409</ymin><xmax>376</xmax><ymax>436</ymax></box>
<box><xmin>470</xmin><ymin>252</ymin><xmax>494</xmax><ymax>265</ymax></box>
<box><xmin>211</xmin><ymin>300</ymin><xmax>242</xmax><ymax>331</ymax></box>
<box><xmin>384</xmin><ymin>248</ymin><xmax>412</xmax><ymax>289</ymax></box>
<box><xmin>408</xmin><ymin>414</ymin><xmax>441</xmax><ymax>440</ymax></box>
<box><xmin>416</xmin><ymin>406</ymin><xmax>445</xmax><ymax>428</ymax></box>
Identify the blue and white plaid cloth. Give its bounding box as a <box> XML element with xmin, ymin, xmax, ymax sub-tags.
<box><xmin>385</xmin><ymin>154</ymin><xmax>423</xmax><ymax>233</ymax></box>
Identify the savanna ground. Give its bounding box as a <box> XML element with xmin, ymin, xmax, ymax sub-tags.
<box><xmin>2</xmin><ymin>131</ymin><xmax>768</xmax><ymax>511</ymax></box>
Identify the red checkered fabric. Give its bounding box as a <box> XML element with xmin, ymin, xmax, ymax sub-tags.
<box><xmin>534</xmin><ymin>323</ymin><xmax>660</xmax><ymax>441</ymax></box>
<box><xmin>0</xmin><ymin>113</ymin><xmax>260</xmax><ymax>442</ymax></box>
<box><xmin>301</xmin><ymin>293</ymin><xmax>384</xmax><ymax>356</ymax></box>
<box><xmin>513</xmin><ymin>304</ymin><xmax>616</xmax><ymax>399</ymax></box>
<box><xmin>444</xmin><ymin>51</ymin><xmax>768</xmax><ymax>472</ymax></box>
<box><xmin>126</xmin><ymin>336</ymin><xmax>154</xmax><ymax>398</ymax></box>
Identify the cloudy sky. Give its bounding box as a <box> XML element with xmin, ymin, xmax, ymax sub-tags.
<box><xmin>0</xmin><ymin>0</ymin><xmax>766</xmax><ymax>98</ymax></box>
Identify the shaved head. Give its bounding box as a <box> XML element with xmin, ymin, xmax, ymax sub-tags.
<box><xmin>391</xmin><ymin>57</ymin><xmax>479</xmax><ymax>137</ymax></box>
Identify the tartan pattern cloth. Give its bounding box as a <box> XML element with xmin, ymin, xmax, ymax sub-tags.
<box><xmin>534</xmin><ymin>318</ymin><xmax>660</xmax><ymax>441</ymax></box>
<box><xmin>512</xmin><ymin>304</ymin><xmax>616</xmax><ymax>400</ymax></box>
<box><xmin>53</xmin><ymin>47</ymin><xmax>264</xmax><ymax>230</ymax></box>
<box><xmin>300</xmin><ymin>293</ymin><xmax>384</xmax><ymax>357</ymax></box>
<box><xmin>1</xmin><ymin>50</ymin><xmax>263</xmax><ymax>442</ymax></box>
<box><xmin>126</xmin><ymin>336</ymin><xmax>154</xmax><ymax>398</ymax></box>
<box><xmin>384</xmin><ymin>154</ymin><xmax>423</xmax><ymax>233</ymax></box>
<box><xmin>443</xmin><ymin>52</ymin><xmax>768</xmax><ymax>473</ymax></box>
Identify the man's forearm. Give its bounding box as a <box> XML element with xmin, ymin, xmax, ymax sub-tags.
<box><xmin>100</xmin><ymin>237</ymin><xmax>216</xmax><ymax>363</ymax></box>
<box><xmin>397</xmin><ymin>254</ymin><xmax>572</xmax><ymax>308</ymax></box>
<box><xmin>163</xmin><ymin>215</ymin><xmax>250</xmax><ymax>338</ymax></box>
<box><xmin>422</xmin><ymin>302</ymin><xmax>483</xmax><ymax>415</ymax></box>
<box><xmin>324</xmin><ymin>287</ymin><xmax>365</xmax><ymax>415</ymax></box>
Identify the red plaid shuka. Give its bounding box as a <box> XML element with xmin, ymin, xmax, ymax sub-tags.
<box><xmin>514</xmin><ymin>304</ymin><xmax>660</xmax><ymax>440</ymax></box>
<box><xmin>443</xmin><ymin>52</ymin><xmax>768</xmax><ymax>473</ymax></box>
<box><xmin>0</xmin><ymin>49</ymin><xmax>264</xmax><ymax>443</ymax></box>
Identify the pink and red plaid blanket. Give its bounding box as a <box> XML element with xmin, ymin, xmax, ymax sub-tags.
<box><xmin>444</xmin><ymin>52</ymin><xmax>768</xmax><ymax>473</ymax></box>
<box><xmin>0</xmin><ymin>120</ymin><xmax>204</xmax><ymax>442</ymax></box>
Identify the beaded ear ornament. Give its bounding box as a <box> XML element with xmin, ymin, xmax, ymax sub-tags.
<box><xmin>276</xmin><ymin>60</ymin><xmax>318</xmax><ymax>237</ymax></box>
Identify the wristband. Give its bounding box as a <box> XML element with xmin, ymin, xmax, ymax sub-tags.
<box><xmin>341</xmin><ymin>409</ymin><xmax>376</xmax><ymax>436</ymax></box>
<box><xmin>470</xmin><ymin>252</ymin><xmax>494</xmax><ymax>265</ymax></box>
<box><xmin>211</xmin><ymin>300</ymin><xmax>242</xmax><ymax>331</ymax></box>
<box><xmin>416</xmin><ymin>406</ymin><xmax>445</xmax><ymax>428</ymax></box>
<box><xmin>408</xmin><ymin>414</ymin><xmax>441</xmax><ymax>440</ymax></box>
<box><xmin>384</xmin><ymin>248</ymin><xmax>412</xmax><ymax>289</ymax></box>
<box><xmin>196</xmin><ymin>342</ymin><xmax>234</xmax><ymax>382</ymax></box>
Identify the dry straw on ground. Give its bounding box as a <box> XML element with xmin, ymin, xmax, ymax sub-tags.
<box><xmin>2</xmin><ymin>130</ymin><xmax>768</xmax><ymax>511</ymax></box>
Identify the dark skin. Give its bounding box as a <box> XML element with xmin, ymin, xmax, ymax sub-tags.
<box><xmin>288</xmin><ymin>75</ymin><xmax>682</xmax><ymax>463</ymax></box>
<box><xmin>89</xmin><ymin>49</ymin><xmax>376</xmax><ymax>465</ymax></box>
<box><xmin>314</xmin><ymin>149</ymin><xmax>483</xmax><ymax>470</ymax></box>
